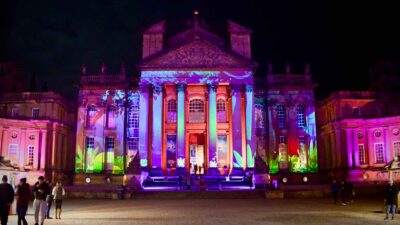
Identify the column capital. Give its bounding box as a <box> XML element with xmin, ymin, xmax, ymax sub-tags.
<box><xmin>176</xmin><ymin>83</ymin><xmax>187</xmax><ymax>92</ymax></box>
<box><xmin>207</xmin><ymin>83</ymin><xmax>218</xmax><ymax>92</ymax></box>
<box><xmin>245</xmin><ymin>84</ymin><xmax>254</xmax><ymax>93</ymax></box>
<box><xmin>230</xmin><ymin>83</ymin><xmax>242</xmax><ymax>93</ymax></box>
<box><xmin>152</xmin><ymin>84</ymin><xmax>163</xmax><ymax>94</ymax></box>
<box><xmin>139</xmin><ymin>83</ymin><xmax>150</xmax><ymax>92</ymax></box>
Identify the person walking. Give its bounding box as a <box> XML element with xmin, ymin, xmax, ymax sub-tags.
<box><xmin>384</xmin><ymin>180</ymin><xmax>399</xmax><ymax>220</ymax></box>
<box><xmin>339</xmin><ymin>180</ymin><xmax>347</xmax><ymax>205</ymax></box>
<box><xmin>0</xmin><ymin>175</ymin><xmax>14</xmax><ymax>225</ymax></box>
<box><xmin>345</xmin><ymin>179</ymin><xmax>354</xmax><ymax>203</ymax></box>
<box><xmin>15</xmin><ymin>178</ymin><xmax>30</xmax><ymax>225</ymax></box>
<box><xmin>32</xmin><ymin>176</ymin><xmax>51</xmax><ymax>225</ymax></box>
<box><xmin>330</xmin><ymin>179</ymin><xmax>339</xmax><ymax>204</ymax></box>
<box><xmin>52</xmin><ymin>181</ymin><xmax>65</xmax><ymax>219</ymax></box>
<box><xmin>45</xmin><ymin>182</ymin><xmax>53</xmax><ymax>219</ymax></box>
<box><xmin>185</xmin><ymin>173</ymin><xmax>191</xmax><ymax>190</ymax></box>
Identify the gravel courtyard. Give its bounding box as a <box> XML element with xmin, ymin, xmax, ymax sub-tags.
<box><xmin>7</xmin><ymin>197</ymin><xmax>394</xmax><ymax>225</ymax></box>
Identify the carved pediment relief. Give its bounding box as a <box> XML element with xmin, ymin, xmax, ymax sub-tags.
<box><xmin>140</xmin><ymin>39</ymin><xmax>256</xmax><ymax>69</ymax></box>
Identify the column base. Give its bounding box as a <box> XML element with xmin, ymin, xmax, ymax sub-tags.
<box><xmin>149</xmin><ymin>167</ymin><xmax>164</xmax><ymax>176</ymax></box>
<box><xmin>174</xmin><ymin>167</ymin><xmax>187</xmax><ymax>176</ymax></box>
<box><xmin>207</xmin><ymin>167</ymin><xmax>220</xmax><ymax>175</ymax></box>
<box><xmin>230</xmin><ymin>168</ymin><xmax>245</xmax><ymax>176</ymax></box>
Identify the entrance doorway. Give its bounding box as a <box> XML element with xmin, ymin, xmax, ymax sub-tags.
<box><xmin>189</xmin><ymin>133</ymin><xmax>205</xmax><ymax>174</ymax></box>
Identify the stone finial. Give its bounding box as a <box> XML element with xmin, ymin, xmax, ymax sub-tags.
<box><xmin>267</xmin><ymin>62</ymin><xmax>273</xmax><ymax>75</ymax></box>
<box><xmin>101</xmin><ymin>63</ymin><xmax>106</xmax><ymax>74</ymax></box>
<box><xmin>120</xmin><ymin>63</ymin><xmax>126</xmax><ymax>75</ymax></box>
<box><xmin>305</xmin><ymin>62</ymin><xmax>310</xmax><ymax>75</ymax></box>
<box><xmin>285</xmin><ymin>63</ymin><xmax>291</xmax><ymax>74</ymax></box>
<box><xmin>81</xmin><ymin>64</ymin><xmax>87</xmax><ymax>75</ymax></box>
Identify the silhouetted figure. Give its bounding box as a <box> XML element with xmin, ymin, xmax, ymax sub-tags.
<box><xmin>330</xmin><ymin>179</ymin><xmax>339</xmax><ymax>204</ymax></box>
<box><xmin>32</xmin><ymin>176</ymin><xmax>51</xmax><ymax>225</ymax></box>
<box><xmin>15</xmin><ymin>178</ymin><xmax>30</xmax><ymax>225</ymax></box>
<box><xmin>384</xmin><ymin>181</ymin><xmax>399</xmax><ymax>220</ymax></box>
<box><xmin>0</xmin><ymin>175</ymin><xmax>14</xmax><ymax>225</ymax></box>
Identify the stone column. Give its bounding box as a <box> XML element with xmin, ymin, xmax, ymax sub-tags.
<box><xmin>345</xmin><ymin>129</ymin><xmax>353</xmax><ymax>168</ymax></box>
<box><xmin>176</xmin><ymin>84</ymin><xmax>186</xmax><ymax>172</ymax></box>
<box><xmin>231</xmin><ymin>84</ymin><xmax>244</xmax><ymax>171</ymax></box>
<box><xmin>151</xmin><ymin>84</ymin><xmax>163</xmax><ymax>170</ymax></box>
<box><xmin>19</xmin><ymin>130</ymin><xmax>26</xmax><ymax>170</ymax></box>
<box><xmin>384</xmin><ymin>127</ymin><xmax>391</xmax><ymax>162</ymax></box>
<box><xmin>207</xmin><ymin>83</ymin><xmax>218</xmax><ymax>174</ymax></box>
<box><xmin>138</xmin><ymin>83</ymin><xmax>149</xmax><ymax>169</ymax></box>
<box><xmin>353</xmin><ymin>131</ymin><xmax>360</xmax><ymax>168</ymax></box>
<box><xmin>40</xmin><ymin>130</ymin><xmax>47</xmax><ymax>170</ymax></box>
<box><xmin>0</xmin><ymin>127</ymin><xmax>3</xmax><ymax>156</ymax></box>
<box><xmin>245</xmin><ymin>84</ymin><xmax>256</xmax><ymax>169</ymax></box>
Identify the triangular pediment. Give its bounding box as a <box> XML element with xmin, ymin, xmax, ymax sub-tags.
<box><xmin>139</xmin><ymin>38</ymin><xmax>257</xmax><ymax>70</ymax></box>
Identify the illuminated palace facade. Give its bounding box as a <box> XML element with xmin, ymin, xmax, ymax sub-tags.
<box><xmin>74</xmin><ymin>15</ymin><xmax>318</xmax><ymax>185</ymax></box>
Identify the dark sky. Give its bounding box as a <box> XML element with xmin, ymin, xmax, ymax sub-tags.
<box><xmin>1</xmin><ymin>0</ymin><xmax>399</xmax><ymax>99</ymax></box>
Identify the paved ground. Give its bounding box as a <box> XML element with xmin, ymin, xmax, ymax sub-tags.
<box><xmin>7</xmin><ymin>197</ymin><xmax>394</xmax><ymax>225</ymax></box>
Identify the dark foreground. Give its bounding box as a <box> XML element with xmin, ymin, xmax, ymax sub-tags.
<box><xmin>7</xmin><ymin>197</ymin><xmax>393</xmax><ymax>225</ymax></box>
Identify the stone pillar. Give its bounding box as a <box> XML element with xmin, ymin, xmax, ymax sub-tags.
<box><xmin>40</xmin><ymin>130</ymin><xmax>47</xmax><ymax>170</ymax></box>
<box><xmin>353</xmin><ymin>131</ymin><xmax>360</xmax><ymax>168</ymax></box>
<box><xmin>345</xmin><ymin>129</ymin><xmax>353</xmax><ymax>168</ymax></box>
<box><xmin>384</xmin><ymin>127</ymin><xmax>391</xmax><ymax>162</ymax></box>
<box><xmin>0</xmin><ymin>127</ymin><xmax>3</xmax><ymax>156</ymax></box>
<box><xmin>366</xmin><ymin>129</ymin><xmax>374</xmax><ymax>166</ymax></box>
<box><xmin>151</xmin><ymin>84</ymin><xmax>163</xmax><ymax>169</ymax></box>
<box><xmin>138</xmin><ymin>83</ymin><xmax>149</xmax><ymax>169</ymax></box>
<box><xmin>176</xmin><ymin>84</ymin><xmax>186</xmax><ymax>173</ymax></box>
<box><xmin>19</xmin><ymin>130</ymin><xmax>26</xmax><ymax>170</ymax></box>
<box><xmin>207</xmin><ymin>83</ymin><xmax>218</xmax><ymax>174</ymax></box>
<box><xmin>231</xmin><ymin>84</ymin><xmax>244</xmax><ymax>172</ymax></box>
<box><xmin>245</xmin><ymin>84</ymin><xmax>256</xmax><ymax>169</ymax></box>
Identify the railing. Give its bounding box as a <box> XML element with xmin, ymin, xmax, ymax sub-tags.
<box><xmin>267</xmin><ymin>74</ymin><xmax>312</xmax><ymax>86</ymax></box>
<box><xmin>80</xmin><ymin>74</ymin><xmax>126</xmax><ymax>84</ymax></box>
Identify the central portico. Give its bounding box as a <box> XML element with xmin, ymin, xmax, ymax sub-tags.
<box><xmin>138</xmin><ymin>13</ymin><xmax>257</xmax><ymax>175</ymax></box>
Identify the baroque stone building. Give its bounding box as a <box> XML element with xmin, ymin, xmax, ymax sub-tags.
<box><xmin>74</xmin><ymin>13</ymin><xmax>319</xmax><ymax>186</ymax></box>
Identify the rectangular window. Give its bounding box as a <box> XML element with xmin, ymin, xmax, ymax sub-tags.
<box><xmin>279</xmin><ymin>136</ymin><xmax>287</xmax><ymax>144</ymax></box>
<box><xmin>394</xmin><ymin>141</ymin><xmax>400</xmax><ymax>158</ymax></box>
<box><xmin>375</xmin><ymin>143</ymin><xmax>385</xmax><ymax>164</ymax></box>
<box><xmin>86</xmin><ymin>137</ymin><xmax>94</xmax><ymax>149</ymax></box>
<box><xmin>127</xmin><ymin>137</ymin><xmax>139</xmax><ymax>151</ymax></box>
<box><xmin>28</xmin><ymin>145</ymin><xmax>34</xmax><ymax>166</ymax></box>
<box><xmin>8</xmin><ymin>144</ymin><xmax>18</xmax><ymax>155</ymax></box>
<box><xmin>358</xmin><ymin>144</ymin><xmax>366</xmax><ymax>165</ymax></box>
<box><xmin>299</xmin><ymin>136</ymin><xmax>306</xmax><ymax>144</ymax></box>
<box><xmin>32</xmin><ymin>108</ymin><xmax>40</xmax><ymax>118</ymax></box>
<box><xmin>106</xmin><ymin>137</ymin><xmax>114</xmax><ymax>150</ymax></box>
<box><xmin>352</xmin><ymin>107</ymin><xmax>361</xmax><ymax>118</ymax></box>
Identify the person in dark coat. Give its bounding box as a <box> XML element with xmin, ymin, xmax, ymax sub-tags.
<box><xmin>0</xmin><ymin>175</ymin><xmax>14</xmax><ymax>225</ymax></box>
<box><xmin>15</xmin><ymin>178</ymin><xmax>30</xmax><ymax>225</ymax></box>
<box><xmin>330</xmin><ymin>179</ymin><xmax>339</xmax><ymax>204</ymax></box>
<box><xmin>339</xmin><ymin>180</ymin><xmax>347</xmax><ymax>205</ymax></box>
<box><xmin>345</xmin><ymin>179</ymin><xmax>354</xmax><ymax>203</ymax></box>
<box><xmin>384</xmin><ymin>181</ymin><xmax>399</xmax><ymax>220</ymax></box>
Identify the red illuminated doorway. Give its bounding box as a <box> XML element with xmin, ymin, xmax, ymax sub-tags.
<box><xmin>189</xmin><ymin>133</ymin><xmax>205</xmax><ymax>174</ymax></box>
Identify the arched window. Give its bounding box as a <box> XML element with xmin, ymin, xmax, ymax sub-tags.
<box><xmin>189</xmin><ymin>99</ymin><xmax>205</xmax><ymax>123</ymax></box>
<box><xmin>107</xmin><ymin>105</ymin><xmax>116</xmax><ymax>128</ymax></box>
<box><xmin>86</xmin><ymin>105</ymin><xmax>97</xmax><ymax>128</ymax></box>
<box><xmin>296</xmin><ymin>105</ymin><xmax>306</xmax><ymax>128</ymax></box>
<box><xmin>167</xmin><ymin>99</ymin><xmax>177</xmax><ymax>123</ymax></box>
<box><xmin>217</xmin><ymin>99</ymin><xmax>226</xmax><ymax>123</ymax></box>
<box><xmin>277</xmin><ymin>105</ymin><xmax>286</xmax><ymax>129</ymax></box>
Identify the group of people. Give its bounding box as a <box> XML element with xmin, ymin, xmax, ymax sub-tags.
<box><xmin>0</xmin><ymin>175</ymin><xmax>65</xmax><ymax>225</ymax></box>
<box><xmin>330</xmin><ymin>178</ymin><xmax>354</xmax><ymax>205</ymax></box>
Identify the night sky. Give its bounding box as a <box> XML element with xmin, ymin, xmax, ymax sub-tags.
<box><xmin>1</xmin><ymin>0</ymin><xmax>399</xmax><ymax>99</ymax></box>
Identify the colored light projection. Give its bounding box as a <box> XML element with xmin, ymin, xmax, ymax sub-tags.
<box><xmin>75</xmin><ymin>89</ymin><xmax>130</xmax><ymax>175</ymax></box>
<box><xmin>268</xmin><ymin>107</ymin><xmax>318</xmax><ymax>174</ymax></box>
<box><xmin>166</xmin><ymin>134</ymin><xmax>177</xmax><ymax>168</ymax></box>
<box><xmin>176</xmin><ymin>84</ymin><xmax>185</xmax><ymax>167</ymax></box>
<box><xmin>217</xmin><ymin>135</ymin><xmax>228</xmax><ymax>168</ymax></box>
<box><xmin>141</xmin><ymin>70</ymin><xmax>253</xmax><ymax>86</ymax></box>
<box><xmin>208</xmin><ymin>84</ymin><xmax>217</xmax><ymax>168</ymax></box>
<box><xmin>245</xmin><ymin>86</ymin><xmax>255</xmax><ymax>168</ymax></box>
